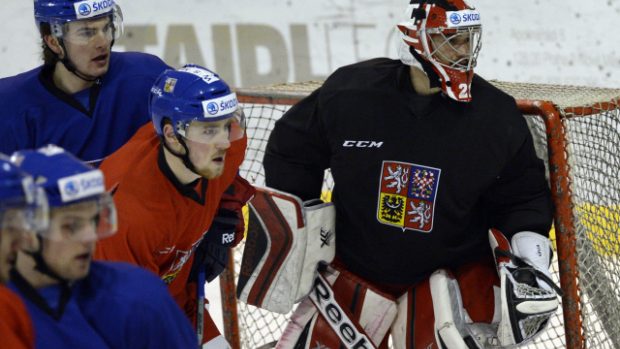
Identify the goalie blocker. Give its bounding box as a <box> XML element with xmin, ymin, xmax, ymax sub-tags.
<box><xmin>237</xmin><ymin>187</ymin><xmax>336</xmax><ymax>314</ymax></box>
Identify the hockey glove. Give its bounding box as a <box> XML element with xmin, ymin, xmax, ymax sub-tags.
<box><xmin>190</xmin><ymin>208</ymin><xmax>239</xmax><ymax>283</ymax></box>
<box><xmin>219</xmin><ymin>174</ymin><xmax>256</xmax><ymax>247</ymax></box>
<box><xmin>488</xmin><ymin>229</ymin><xmax>563</xmax><ymax>346</ymax></box>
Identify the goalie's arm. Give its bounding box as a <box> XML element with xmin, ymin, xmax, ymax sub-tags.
<box><xmin>483</xmin><ymin>120</ymin><xmax>554</xmax><ymax>237</ymax></box>
<box><xmin>264</xmin><ymin>88</ymin><xmax>331</xmax><ymax>201</ymax></box>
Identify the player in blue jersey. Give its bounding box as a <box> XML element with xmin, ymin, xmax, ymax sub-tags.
<box><xmin>8</xmin><ymin>145</ymin><xmax>197</xmax><ymax>349</ymax></box>
<box><xmin>0</xmin><ymin>154</ymin><xmax>48</xmax><ymax>349</ymax></box>
<box><xmin>0</xmin><ymin>0</ymin><xmax>170</xmax><ymax>165</ymax></box>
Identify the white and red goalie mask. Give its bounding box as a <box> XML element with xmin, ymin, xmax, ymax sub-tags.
<box><xmin>397</xmin><ymin>0</ymin><xmax>482</xmax><ymax>102</ymax></box>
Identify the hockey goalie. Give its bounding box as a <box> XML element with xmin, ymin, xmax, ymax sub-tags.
<box><xmin>241</xmin><ymin>0</ymin><xmax>563</xmax><ymax>347</ymax></box>
<box><xmin>238</xmin><ymin>188</ymin><xmax>561</xmax><ymax>349</ymax></box>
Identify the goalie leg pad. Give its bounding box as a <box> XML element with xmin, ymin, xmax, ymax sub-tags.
<box><xmin>391</xmin><ymin>261</ymin><xmax>500</xmax><ymax>349</ymax></box>
<box><xmin>430</xmin><ymin>269</ymin><xmax>499</xmax><ymax>349</ymax></box>
<box><xmin>237</xmin><ymin>187</ymin><xmax>336</xmax><ymax>313</ymax></box>
<box><xmin>390</xmin><ymin>279</ymin><xmax>436</xmax><ymax>349</ymax></box>
<box><xmin>276</xmin><ymin>266</ymin><xmax>398</xmax><ymax>349</ymax></box>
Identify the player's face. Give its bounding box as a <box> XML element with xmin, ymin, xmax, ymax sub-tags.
<box><xmin>0</xmin><ymin>210</ymin><xmax>29</xmax><ymax>283</ymax></box>
<box><xmin>428</xmin><ymin>28</ymin><xmax>479</xmax><ymax>70</ymax></box>
<box><xmin>185</xmin><ymin>119</ymin><xmax>233</xmax><ymax>179</ymax></box>
<box><xmin>41</xmin><ymin>202</ymin><xmax>99</xmax><ymax>281</ymax></box>
<box><xmin>61</xmin><ymin>17</ymin><xmax>114</xmax><ymax>79</ymax></box>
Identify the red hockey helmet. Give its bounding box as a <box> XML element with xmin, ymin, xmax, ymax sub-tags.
<box><xmin>397</xmin><ymin>0</ymin><xmax>482</xmax><ymax>102</ymax></box>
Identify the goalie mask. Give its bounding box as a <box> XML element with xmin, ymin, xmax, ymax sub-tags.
<box><xmin>397</xmin><ymin>0</ymin><xmax>482</xmax><ymax>102</ymax></box>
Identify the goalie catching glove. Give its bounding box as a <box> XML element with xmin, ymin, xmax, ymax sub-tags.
<box><xmin>488</xmin><ymin>229</ymin><xmax>563</xmax><ymax>346</ymax></box>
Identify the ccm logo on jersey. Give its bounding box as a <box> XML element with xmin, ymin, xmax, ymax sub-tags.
<box><xmin>310</xmin><ymin>275</ymin><xmax>374</xmax><ymax>349</ymax></box>
<box><xmin>342</xmin><ymin>140</ymin><xmax>383</xmax><ymax>148</ymax></box>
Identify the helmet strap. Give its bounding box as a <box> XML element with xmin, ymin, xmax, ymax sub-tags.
<box><xmin>162</xmin><ymin>136</ymin><xmax>202</xmax><ymax>177</ymax></box>
<box><xmin>56</xmin><ymin>39</ymin><xmax>100</xmax><ymax>83</ymax></box>
<box><xmin>24</xmin><ymin>236</ymin><xmax>72</xmax><ymax>284</ymax></box>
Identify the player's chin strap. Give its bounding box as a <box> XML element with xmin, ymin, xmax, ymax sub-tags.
<box><xmin>52</xmin><ymin>39</ymin><xmax>101</xmax><ymax>83</ymax></box>
<box><xmin>52</xmin><ymin>17</ymin><xmax>116</xmax><ymax>83</ymax></box>
<box><xmin>25</xmin><ymin>236</ymin><xmax>72</xmax><ymax>284</ymax></box>
<box><xmin>162</xmin><ymin>136</ymin><xmax>202</xmax><ymax>177</ymax></box>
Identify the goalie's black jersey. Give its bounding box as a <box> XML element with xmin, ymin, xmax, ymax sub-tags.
<box><xmin>264</xmin><ymin>58</ymin><xmax>553</xmax><ymax>285</ymax></box>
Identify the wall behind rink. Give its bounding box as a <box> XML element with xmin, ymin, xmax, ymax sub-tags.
<box><xmin>1</xmin><ymin>0</ymin><xmax>619</xmax><ymax>89</ymax></box>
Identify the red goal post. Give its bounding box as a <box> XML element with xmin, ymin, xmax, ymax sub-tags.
<box><xmin>218</xmin><ymin>81</ymin><xmax>620</xmax><ymax>349</ymax></box>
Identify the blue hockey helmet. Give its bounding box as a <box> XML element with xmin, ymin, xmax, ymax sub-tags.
<box><xmin>34</xmin><ymin>0</ymin><xmax>123</xmax><ymax>43</ymax></box>
<box><xmin>150</xmin><ymin>64</ymin><xmax>246</xmax><ymax>145</ymax></box>
<box><xmin>11</xmin><ymin>145</ymin><xmax>117</xmax><ymax>241</ymax></box>
<box><xmin>0</xmin><ymin>154</ymin><xmax>48</xmax><ymax>235</ymax></box>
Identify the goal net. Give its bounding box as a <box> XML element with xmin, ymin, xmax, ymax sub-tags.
<box><xmin>218</xmin><ymin>80</ymin><xmax>620</xmax><ymax>349</ymax></box>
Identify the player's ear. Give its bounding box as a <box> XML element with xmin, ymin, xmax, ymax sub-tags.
<box><xmin>43</xmin><ymin>35</ymin><xmax>64</xmax><ymax>57</ymax></box>
<box><xmin>162</xmin><ymin>123</ymin><xmax>185</xmax><ymax>153</ymax></box>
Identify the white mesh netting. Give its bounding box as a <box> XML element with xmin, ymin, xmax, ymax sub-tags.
<box><xmin>225</xmin><ymin>81</ymin><xmax>620</xmax><ymax>349</ymax></box>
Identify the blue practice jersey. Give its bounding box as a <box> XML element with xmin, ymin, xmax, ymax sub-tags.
<box><xmin>0</xmin><ymin>52</ymin><xmax>170</xmax><ymax>165</ymax></box>
<box><xmin>10</xmin><ymin>262</ymin><xmax>197</xmax><ymax>349</ymax></box>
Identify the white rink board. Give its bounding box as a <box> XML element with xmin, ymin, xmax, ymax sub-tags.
<box><xmin>0</xmin><ymin>0</ymin><xmax>619</xmax><ymax>88</ymax></box>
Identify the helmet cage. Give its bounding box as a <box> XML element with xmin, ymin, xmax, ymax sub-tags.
<box><xmin>425</xmin><ymin>26</ymin><xmax>481</xmax><ymax>72</ymax></box>
<box><xmin>397</xmin><ymin>1</ymin><xmax>482</xmax><ymax>102</ymax></box>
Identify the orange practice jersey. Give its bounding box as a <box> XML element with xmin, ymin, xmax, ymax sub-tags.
<box><xmin>0</xmin><ymin>285</ymin><xmax>34</xmax><ymax>349</ymax></box>
<box><xmin>94</xmin><ymin>124</ymin><xmax>247</xmax><ymax>325</ymax></box>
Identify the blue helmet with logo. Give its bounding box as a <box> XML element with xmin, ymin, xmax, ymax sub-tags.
<box><xmin>34</xmin><ymin>0</ymin><xmax>123</xmax><ymax>41</ymax></box>
<box><xmin>0</xmin><ymin>155</ymin><xmax>32</xmax><ymax>205</ymax></box>
<box><xmin>0</xmin><ymin>154</ymin><xmax>48</xmax><ymax>233</ymax></box>
<box><xmin>150</xmin><ymin>64</ymin><xmax>246</xmax><ymax>144</ymax></box>
<box><xmin>11</xmin><ymin>145</ymin><xmax>116</xmax><ymax>240</ymax></box>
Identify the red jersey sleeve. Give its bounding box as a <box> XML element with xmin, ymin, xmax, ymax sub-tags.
<box><xmin>0</xmin><ymin>286</ymin><xmax>34</xmax><ymax>349</ymax></box>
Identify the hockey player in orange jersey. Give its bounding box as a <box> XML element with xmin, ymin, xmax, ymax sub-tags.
<box><xmin>0</xmin><ymin>154</ymin><xmax>47</xmax><ymax>349</ymax></box>
<box><xmin>94</xmin><ymin>64</ymin><xmax>254</xmax><ymax>348</ymax></box>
